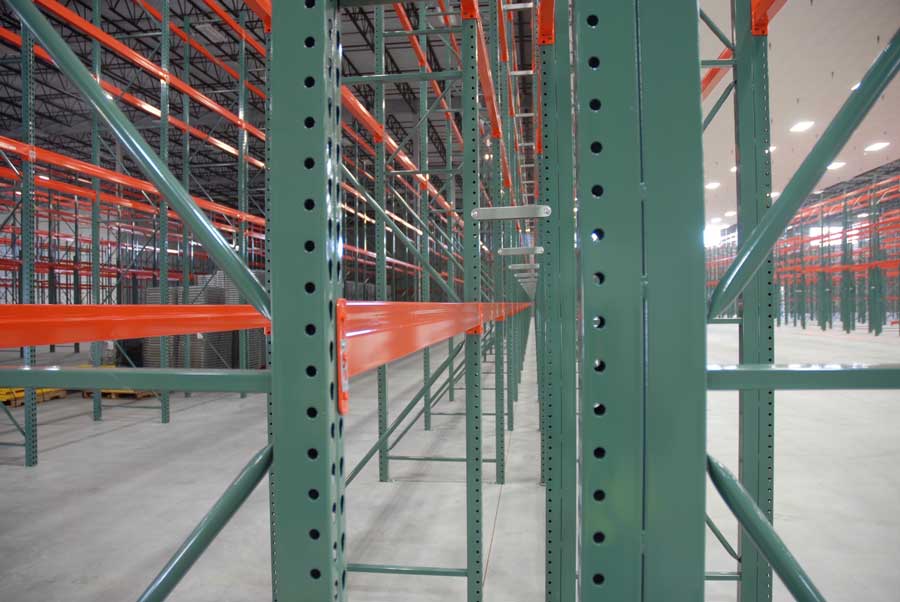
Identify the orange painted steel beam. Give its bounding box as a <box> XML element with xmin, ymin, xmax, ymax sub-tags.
<box><xmin>0</xmin><ymin>136</ymin><xmax>264</xmax><ymax>227</ymax></box>
<box><xmin>536</xmin><ymin>0</ymin><xmax>555</xmax><ymax>45</ymax></box>
<box><xmin>199</xmin><ymin>0</ymin><xmax>267</xmax><ymax>57</ymax></box>
<box><xmin>243</xmin><ymin>0</ymin><xmax>272</xmax><ymax>32</ymax></box>
<box><xmin>134</xmin><ymin>0</ymin><xmax>266</xmax><ymax>100</ymax></box>
<box><xmin>0</xmin><ymin>26</ymin><xmax>265</xmax><ymax>169</ymax></box>
<box><xmin>32</xmin><ymin>0</ymin><xmax>265</xmax><ymax>142</ymax></box>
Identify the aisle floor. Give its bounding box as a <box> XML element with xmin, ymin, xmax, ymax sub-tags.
<box><xmin>0</xmin><ymin>324</ymin><xmax>898</xmax><ymax>600</ymax></box>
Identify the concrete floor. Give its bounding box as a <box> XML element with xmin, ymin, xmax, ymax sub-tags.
<box><xmin>0</xmin><ymin>323</ymin><xmax>897</xmax><ymax>600</ymax></box>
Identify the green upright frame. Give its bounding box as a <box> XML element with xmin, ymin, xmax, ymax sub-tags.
<box><xmin>268</xmin><ymin>1</ymin><xmax>346</xmax><ymax>598</ymax></box>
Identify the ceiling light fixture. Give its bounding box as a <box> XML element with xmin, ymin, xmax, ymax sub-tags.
<box><xmin>768</xmin><ymin>145</ymin><xmax>777</xmax><ymax>153</ymax></box>
<box><xmin>827</xmin><ymin>161</ymin><xmax>846</xmax><ymax>170</ymax></box>
<box><xmin>730</xmin><ymin>166</ymin><xmax>737</xmax><ymax>173</ymax></box>
<box><xmin>864</xmin><ymin>141</ymin><xmax>890</xmax><ymax>152</ymax></box>
<box><xmin>857</xmin><ymin>212</ymin><xmax>869</xmax><ymax>218</ymax></box>
<box><xmin>770</xmin><ymin>191</ymin><xmax>781</xmax><ymax>199</ymax></box>
<box><xmin>790</xmin><ymin>120</ymin><xmax>815</xmax><ymax>133</ymax></box>
<box><xmin>724</xmin><ymin>210</ymin><xmax>736</xmax><ymax>217</ymax></box>
<box><xmin>851</xmin><ymin>82</ymin><xmax>860</xmax><ymax>91</ymax></box>
<box><xmin>710</xmin><ymin>217</ymin><xmax>722</xmax><ymax>224</ymax></box>
<box><xmin>705</xmin><ymin>182</ymin><xmax>721</xmax><ymax>190</ymax></box>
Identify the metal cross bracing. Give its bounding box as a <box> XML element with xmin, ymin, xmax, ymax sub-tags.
<box><xmin>3</xmin><ymin>1</ymin><xmax>898</xmax><ymax>601</ymax></box>
<box><xmin>1</xmin><ymin>1</ymin><xmax>536</xmax><ymax>601</ymax></box>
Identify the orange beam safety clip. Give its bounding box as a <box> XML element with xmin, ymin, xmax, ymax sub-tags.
<box><xmin>335</xmin><ymin>298</ymin><xmax>350</xmax><ymax>415</ymax></box>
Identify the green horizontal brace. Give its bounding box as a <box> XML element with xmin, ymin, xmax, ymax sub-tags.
<box><xmin>343</xmin><ymin>71</ymin><xmax>461</xmax><ymax>85</ymax></box>
<box><xmin>701</xmin><ymin>59</ymin><xmax>735</xmax><ymax>67</ymax></box>
<box><xmin>0</xmin><ymin>441</ymin><xmax>26</xmax><ymax>447</ymax></box>
<box><xmin>707</xmin><ymin>455</ymin><xmax>826</xmax><ymax>602</ymax></box>
<box><xmin>6</xmin><ymin>0</ymin><xmax>271</xmax><ymax>321</ymax></box>
<box><xmin>431</xmin><ymin>411</ymin><xmax>466</xmax><ymax>416</ymax></box>
<box><xmin>0</xmin><ymin>367</ymin><xmax>271</xmax><ymax>393</ymax></box>
<box><xmin>709</xmin><ymin>317</ymin><xmax>742</xmax><ymax>324</ymax></box>
<box><xmin>384</xmin><ymin>26</ymin><xmax>462</xmax><ymax>37</ymax></box>
<box><xmin>707</xmin><ymin>364</ymin><xmax>900</xmax><ymax>390</ymax></box>
<box><xmin>347</xmin><ymin>563</ymin><xmax>467</xmax><ymax>577</ymax></box>
<box><xmin>391</xmin><ymin>167</ymin><xmax>459</xmax><ymax>176</ymax></box>
<box><xmin>388</xmin><ymin>455</ymin><xmax>465</xmax><ymax>462</ymax></box>
<box><xmin>708</xmin><ymin>29</ymin><xmax>899</xmax><ymax>319</ymax></box>
<box><xmin>705</xmin><ymin>572</ymin><xmax>741</xmax><ymax>582</ymax></box>
<box><xmin>137</xmin><ymin>445</ymin><xmax>272</xmax><ymax>602</ymax></box>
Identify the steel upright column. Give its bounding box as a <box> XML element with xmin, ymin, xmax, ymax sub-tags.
<box><xmin>182</xmin><ymin>16</ymin><xmax>192</xmax><ymax>391</ymax></box>
<box><xmin>158</xmin><ymin>0</ymin><xmax>171</xmax><ymax>422</ymax></box>
<box><xmin>237</xmin><ymin>10</ymin><xmax>249</xmax><ymax>395</ymax></box>
<box><xmin>90</xmin><ymin>0</ymin><xmax>102</xmax><ymax>421</ymax></box>
<box><xmin>419</xmin><ymin>5</ymin><xmax>432</xmax><ymax>431</ymax></box>
<box><xmin>575</xmin><ymin>0</ymin><xmax>707</xmax><ymax>598</ymax></box>
<box><xmin>639</xmin><ymin>1</ymin><xmax>707</xmax><ymax>598</ymax></box>
<box><xmin>269</xmin><ymin>1</ymin><xmax>346</xmax><ymax>599</ymax></box>
<box><xmin>733</xmin><ymin>1</ymin><xmax>776</xmax><ymax>599</ymax></box>
<box><xmin>374</xmin><ymin>6</ymin><xmax>390</xmax><ymax>482</ymax></box>
<box><xmin>537</xmin><ymin>2</ymin><xmax>563</xmax><ymax>596</ymax></box>
<box><xmin>487</xmin><ymin>0</ymin><xmax>505</xmax><ymax>484</ymax></box>
<box><xmin>461</xmin><ymin>8</ymin><xmax>483</xmax><ymax>600</ymax></box>
<box><xmin>20</xmin><ymin>18</ymin><xmax>37</xmax><ymax>466</ymax></box>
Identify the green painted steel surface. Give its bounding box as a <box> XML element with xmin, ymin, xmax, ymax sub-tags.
<box><xmin>419</xmin><ymin>7</ymin><xmax>432</xmax><ymax>433</ymax></box>
<box><xmin>732</xmin><ymin>3</ymin><xmax>776</xmax><ymax>598</ymax></box>
<box><xmin>639</xmin><ymin>1</ymin><xmax>708</xmax><ymax>598</ymax></box>
<box><xmin>20</xmin><ymin>16</ymin><xmax>37</xmax><ymax>466</ymax></box>
<box><xmin>347</xmin><ymin>563</ymin><xmax>466</xmax><ymax>577</ymax></box>
<box><xmin>708</xmin><ymin>364</ymin><xmax>900</xmax><ymax>390</ymax></box>
<box><xmin>375</xmin><ymin>6</ymin><xmax>390</xmax><ymax>484</ymax></box>
<box><xmin>268</xmin><ymin>1</ymin><xmax>346</xmax><ymax>598</ymax></box>
<box><xmin>574</xmin><ymin>1</ymin><xmax>644</xmax><ymax>597</ymax></box>
<box><xmin>0</xmin><ymin>367</ymin><xmax>271</xmax><ymax>392</ymax></box>
<box><xmin>462</xmin><ymin>16</ymin><xmax>484</xmax><ymax>602</ymax></box>
<box><xmin>90</xmin><ymin>0</ymin><xmax>102</xmax><ymax>422</ymax></box>
<box><xmin>158</xmin><ymin>0</ymin><xmax>171</xmax><ymax>422</ymax></box>
<box><xmin>136</xmin><ymin>445</ymin><xmax>272</xmax><ymax>602</ymax></box>
<box><xmin>181</xmin><ymin>16</ymin><xmax>192</xmax><ymax>395</ymax></box>
<box><xmin>708</xmin><ymin>456</ymin><xmax>827</xmax><ymax>602</ymax></box>
<box><xmin>486</xmin><ymin>0</ymin><xmax>505</xmax><ymax>485</ymax></box>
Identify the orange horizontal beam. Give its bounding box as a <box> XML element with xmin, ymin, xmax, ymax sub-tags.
<box><xmin>0</xmin><ymin>302</ymin><xmax>531</xmax><ymax>379</ymax></box>
<box><xmin>0</xmin><ymin>136</ymin><xmax>264</xmax><ymax>226</ymax></box>
<box><xmin>33</xmin><ymin>0</ymin><xmax>264</xmax><ymax>141</ymax></box>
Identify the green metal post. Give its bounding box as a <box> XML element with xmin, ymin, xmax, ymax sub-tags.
<box><xmin>182</xmin><ymin>16</ymin><xmax>192</xmax><ymax>393</ymax></box>
<box><xmin>91</xmin><ymin>0</ymin><xmax>102</xmax><ymax>421</ymax></box>
<box><xmin>486</xmin><ymin>0</ymin><xmax>505</xmax><ymax>484</ymax></box>
<box><xmin>158</xmin><ymin>0</ymin><xmax>170</xmax><ymax>422</ymax></box>
<box><xmin>238</xmin><ymin>10</ymin><xmax>249</xmax><ymax>395</ymax></box>
<box><xmin>840</xmin><ymin>198</ymin><xmax>855</xmax><ymax>332</ymax></box>
<box><xmin>374</xmin><ymin>7</ymin><xmax>390</xmax><ymax>482</ymax></box>
<box><xmin>268</xmin><ymin>1</ymin><xmax>346</xmax><ymax>599</ymax></box>
<box><xmin>639</xmin><ymin>1</ymin><xmax>707</xmax><ymax>597</ymax></box>
<box><xmin>20</xmin><ymin>17</ymin><xmax>37</xmax><ymax>466</ymax></box>
<box><xmin>461</xmin><ymin>13</ymin><xmax>483</xmax><ymax>601</ymax></box>
<box><xmin>551</xmin><ymin>0</ymin><xmax>578</xmax><ymax>597</ymax></box>
<box><xmin>419</xmin><ymin>5</ymin><xmax>432</xmax><ymax>431</ymax></box>
<box><xmin>733</xmin><ymin>1</ymin><xmax>775</xmax><ymax>599</ymax></box>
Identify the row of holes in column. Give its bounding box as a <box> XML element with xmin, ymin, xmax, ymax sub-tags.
<box><xmin>585</xmin><ymin>10</ymin><xmax>607</xmax><ymax>589</ymax></box>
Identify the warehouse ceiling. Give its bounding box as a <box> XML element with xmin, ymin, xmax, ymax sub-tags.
<box><xmin>700</xmin><ymin>0</ymin><xmax>900</xmax><ymax>228</ymax></box>
<box><xmin>0</xmin><ymin>1</ymin><xmax>895</xmax><ymax>228</ymax></box>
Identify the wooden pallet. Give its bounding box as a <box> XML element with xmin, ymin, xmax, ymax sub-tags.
<box><xmin>82</xmin><ymin>389</ymin><xmax>156</xmax><ymax>400</ymax></box>
<box><xmin>0</xmin><ymin>388</ymin><xmax>68</xmax><ymax>408</ymax></box>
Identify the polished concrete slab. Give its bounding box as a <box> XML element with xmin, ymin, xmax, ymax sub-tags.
<box><xmin>0</xmin><ymin>323</ymin><xmax>897</xmax><ymax>601</ymax></box>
